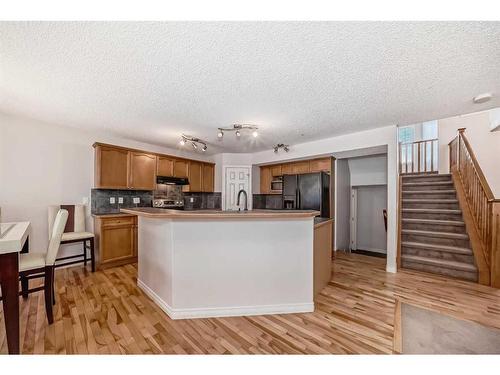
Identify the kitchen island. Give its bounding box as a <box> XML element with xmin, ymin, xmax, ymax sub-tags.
<box><xmin>121</xmin><ymin>207</ymin><xmax>320</xmax><ymax>319</ymax></box>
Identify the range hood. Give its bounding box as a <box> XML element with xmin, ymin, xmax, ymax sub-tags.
<box><xmin>156</xmin><ymin>176</ymin><xmax>189</xmax><ymax>185</ymax></box>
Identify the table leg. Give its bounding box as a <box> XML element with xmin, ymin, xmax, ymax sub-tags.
<box><xmin>20</xmin><ymin>235</ymin><xmax>29</xmax><ymax>299</ymax></box>
<box><xmin>0</xmin><ymin>252</ymin><xmax>20</xmax><ymax>354</ymax></box>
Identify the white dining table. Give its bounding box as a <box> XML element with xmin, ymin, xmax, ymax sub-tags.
<box><xmin>0</xmin><ymin>221</ymin><xmax>30</xmax><ymax>354</ymax></box>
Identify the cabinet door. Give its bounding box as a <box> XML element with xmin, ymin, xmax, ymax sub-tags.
<box><xmin>174</xmin><ymin>160</ymin><xmax>189</xmax><ymax>178</ymax></box>
<box><xmin>188</xmin><ymin>161</ymin><xmax>203</xmax><ymax>192</ymax></box>
<box><xmin>100</xmin><ymin>222</ymin><xmax>136</xmax><ymax>264</ymax></box>
<box><xmin>260</xmin><ymin>166</ymin><xmax>272</xmax><ymax>194</ymax></box>
<box><xmin>129</xmin><ymin>152</ymin><xmax>156</xmax><ymax>190</ymax></box>
<box><xmin>202</xmin><ymin>163</ymin><xmax>214</xmax><ymax>192</ymax></box>
<box><xmin>157</xmin><ymin>156</ymin><xmax>174</xmax><ymax>177</ymax></box>
<box><xmin>281</xmin><ymin>163</ymin><xmax>293</xmax><ymax>175</ymax></box>
<box><xmin>270</xmin><ymin>165</ymin><xmax>282</xmax><ymax>177</ymax></box>
<box><xmin>292</xmin><ymin>161</ymin><xmax>310</xmax><ymax>174</ymax></box>
<box><xmin>95</xmin><ymin>145</ymin><xmax>129</xmax><ymax>189</ymax></box>
<box><xmin>310</xmin><ymin>158</ymin><xmax>331</xmax><ymax>173</ymax></box>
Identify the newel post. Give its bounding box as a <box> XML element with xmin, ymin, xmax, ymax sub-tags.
<box><xmin>457</xmin><ymin>127</ymin><xmax>466</xmax><ymax>170</ymax></box>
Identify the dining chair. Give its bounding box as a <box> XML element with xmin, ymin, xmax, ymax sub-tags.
<box><xmin>48</xmin><ymin>204</ymin><xmax>95</xmax><ymax>272</ymax></box>
<box><xmin>19</xmin><ymin>209</ymin><xmax>68</xmax><ymax>324</ymax></box>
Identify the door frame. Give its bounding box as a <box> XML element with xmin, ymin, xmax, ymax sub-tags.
<box><xmin>221</xmin><ymin>165</ymin><xmax>253</xmax><ymax>211</ymax></box>
<box><xmin>350</xmin><ymin>187</ymin><xmax>357</xmax><ymax>251</ymax></box>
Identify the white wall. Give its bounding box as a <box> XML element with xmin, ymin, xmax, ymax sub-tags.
<box><xmin>0</xmin><ymin>112</ymin><xmax>212</xmax><ymax>256</ymax></box>
<box><xmin>334</xmin><ymin>159</ymin><xmax>351</xmax><ymax>251</ymax></box>
<box><xmin>355</xmin><ymin>185</ymin><xmax>387</xmax><ymax>253</ymax></box>
<box><xmin>438</xmin><ymin>109</ymin><xmax>500</xmax><ymax>196</ymax></box>
<box><xmin>348</xmin><ymin>154</ymin><xmax>388</xmax><ymax>186</ymax></box>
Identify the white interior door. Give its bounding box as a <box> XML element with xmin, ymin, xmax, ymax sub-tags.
<box><xmin>223</xmin><ymin>166</ymin><xmax>251</xmax><ymax>211</ymax></box>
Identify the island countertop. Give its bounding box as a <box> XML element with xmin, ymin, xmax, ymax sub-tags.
<box><xmin>121</xmin><ymin>207</ymin><xmax>320</xmax><ymax>219</ymax></box>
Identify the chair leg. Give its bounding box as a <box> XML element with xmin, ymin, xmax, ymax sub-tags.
<box><xmin>20</xmin><ymin>275</ymin><xmax>29</xmax><ymax>300</ymax></box>
<box><xmin>44</xmin><ymin>266</ymin><xmax>54</xmax><ymax>324</ymax></box>
<box><xmin>52</xmin><ymin>267</ymin><xmax>56</xmax><ymax>306</ymax></box>
<box><xmin>83</xmin><ymin>239</ymin><xmax>88</xmax><ymax>266</ymax></box>
<box><xmin>90</xmin><ymin>237</ymin><xmax>95</xmax><ymax>272</ymax></box>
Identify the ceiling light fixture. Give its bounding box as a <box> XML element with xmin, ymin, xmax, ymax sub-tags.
<box><xmin>179</xmin><ymin>134</ymin><xmax>208</xmax><ymax>152</ymax></box>
<box><xmin>273</xmin><ymin>143</ymin><xmax>290</xmax><ymax>153</ymax></box>
<box><xmin>473</xmin><ymin>93</ymin><xmax>493</xmax><ymax>104</ymax></box>
<box><xmin>217</xmin><ymin>124</ymin><xmax>259</xmax><ymax>140</ymax></box>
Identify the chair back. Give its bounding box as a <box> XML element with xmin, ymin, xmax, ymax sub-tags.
<box><xmin>45</xmin><ymin>209</ymin><xmax>69</xmax><ymax>265</ymax></box>
<box><xmin>48</xmin><ymin>204</ymin><xmax>86</xmax><ymax>237</ymax></box>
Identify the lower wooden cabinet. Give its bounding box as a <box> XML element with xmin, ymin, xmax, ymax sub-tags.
<box><xmin>94</xmin><ymin>214</ymin><xmax>137</xmax><ymax>269</ymax></box>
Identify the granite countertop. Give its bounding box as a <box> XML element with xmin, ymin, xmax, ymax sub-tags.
<box><xmin>121</xmin><ymin>207</ymin><xmax>320</xmax><ymax>219</ymax></box>
<box><xmin>314</xmin><ymin>217</ymin><xmax>334</xmax><ymax>228</ymax></box>
<box><xmin>91</xmin><ymin>212</ymin><xmax>137</xmax><ymax>218</ymax></box>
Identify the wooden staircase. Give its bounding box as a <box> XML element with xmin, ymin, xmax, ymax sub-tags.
<box><xmin>400</xmin><ymin>173</ymin><xmax>479</xmax><ymax>282</ymax></box>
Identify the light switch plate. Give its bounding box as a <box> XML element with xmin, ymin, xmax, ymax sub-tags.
<box><xmin>133</xmin><ymin>197</ymin><xmax>140</xmax><ymax>204</ymax></box>
<box><xmin>82</xmin><ymin>197</ymin><xmax>89</xmax><ymax>205</ymax></box>
<box><xmin>190</xmin><ymin>197</ymin><xmax>194</xmax><ymax>203</ymax></box>
<box><xmin>110</xmin><ymin>197</ymin><xmax>116</xmax><ymax>204</ymax></box>
<box><xmin>118</xmin><ymin>197</ymin><xmax>124</xmax><ymax>204</ymax></box>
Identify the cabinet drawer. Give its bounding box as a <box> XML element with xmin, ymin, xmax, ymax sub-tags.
<box><xmin>101</xmin><ymin>216</ymin><xmax>136</xmax><ymax>227</ymax></box>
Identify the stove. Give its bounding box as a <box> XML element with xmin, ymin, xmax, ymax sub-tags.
<box><xmin>152</xmin><ymin>198</ymin><xmax>184</xmax><ymax>210</ymax></box>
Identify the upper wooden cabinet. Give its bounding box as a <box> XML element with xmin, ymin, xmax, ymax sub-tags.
<box><xmin>174</xmin><ymin>160</ymin><xmax>189</xmax><ymax>178</ymax></box>
<box><xmin>260</xmin><ymin>166</ymin><xmax>272</xmax><ymax>194</ymax></box>
<box><xmin>202</xmin><ymin>163</ymin><xmax>215</xmax><ymax>192</ymax></box>
<box><xmin>281</xmin><ymin>163</ymin><xmax>293</xmax><ymax>175</ymax></box>
<box><xmin>157</xmin><ymin>156</ymin><xmax>174</xmax><ymax>177</ymax></box>
<box><xmin>94</xmin><ymin>143</ymin><xmax>215</xmax><ymax>191</ymax></box>
<box><xmin>129</xmin><ymin>152</ymin><xmax>156</xmax><ymax>190</ymax></box>
<box><xmin>270</xmin><ymin>165</ymin><xmax>282</xmax><ymax>177</ymax></box>
<box><xmin>309</xmin><ymin>158</ymin><xmax>331</xmax><ymax>173</ymax></box>
<box><xmin>292</xmin><ymin>161</ymin><xmax>310</xmax><ymax>174</ymax></box>
<box><xmin>188</xmin><ymin>161</ymin><xmax>203</xmax><ymax>192</ymax></box>
<box><xmin>94</xmin><ymin>145</ymin><xmax>130</xmax><ymax>189</ymax></box>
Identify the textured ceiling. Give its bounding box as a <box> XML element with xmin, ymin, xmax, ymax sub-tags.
<box><xmin>1</xmin><ymin>21</ymin><xmax>500</xmax><ymax>155</ymax></box>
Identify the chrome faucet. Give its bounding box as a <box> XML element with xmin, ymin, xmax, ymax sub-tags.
<box><xmin>237</xmin><ymin>189</ymin><xmax>248</xmax><ymax>211</ymax></box>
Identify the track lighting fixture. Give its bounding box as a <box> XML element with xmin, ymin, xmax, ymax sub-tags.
<box><xmin>217</xmin><ymin>124</ymin><xmax>259</xmax><ymax>140</ymax></box>
<box><xmin>273</xmin><ymin>143</ymin><xmax>290</xmax><ymax>153</ymax></box>
<box><xmin>179</xmin><ymin>134</ymin><xmax>208</xmax><ymax>152</ymax></box>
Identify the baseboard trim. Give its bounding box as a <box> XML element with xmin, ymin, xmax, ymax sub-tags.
<box><xmin>137</xmin><ymin>279</ymin><xmax>314</xmax><ymax>320</ymax></box>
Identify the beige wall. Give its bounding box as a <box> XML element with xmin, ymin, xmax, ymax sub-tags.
<box><xmin>438</xmin><ymin>110</ymin><xmax>500</xmax><ymax>196</ymax></box>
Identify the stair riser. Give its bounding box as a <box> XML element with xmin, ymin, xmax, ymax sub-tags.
<box><xmin>401</xmin><ymin>246</ymin><xmax>474</xmax><ymax>264</ymax></box>
<box><xmin>402</xmin><ymin>211</ymin><xmax>463</xmax><ymax>220</ymax></box>
<box><xmin>402</xmin><ymin>191</ymin><xmax>456</xmax><ymax>199</ymax></box>
<box><xmin>402</xmin><ymin>175</ymin><xmax>452</xmax><ymax>183</ymax></box>
<box><xmin>401</xmin><ymin>260</ymin><xmax>478</xmax><ymax>282</ymax></box>
<box><xmin>403</xmin><ymin>201</ymin><xmax>460</xmax><ymax>210</ymax></box>
<box><xmin>402</xmin><ymin>233</ymin><xmax>470</xmax><ymax>248</ymax></box>
<box><xmin>402</xmin><ymin>184</ymin><xmax>455</xmax><ymax>191</ymax></box>
<box><xmin>402</xmin><ymin>222</ymin><xmax>466</xmax><ymax>233</ymax></box>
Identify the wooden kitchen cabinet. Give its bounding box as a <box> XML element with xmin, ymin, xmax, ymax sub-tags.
<box><xmin>260</xmin><ymin>166</ymin><xmax>272</xmax><ymax>194</ymax></box>
<box><xmin>309</xmin><ymin>158</ymin><xmax>331</xmax><ymax>173</ymax></box>
<box><xmin>281</xmin><ymin>163</ymin><xmax>293</xmax><ymax>175</ymax></box>
<box><xmin>94</xmin><ymin>214</ymin><xmax>137</xmax><ymax>269</ymax></box>
<box><xmin>292</xmin><ymin>160</ymin><xmax>310</xmax><ymax>174</ymax></box>
<box><xmin>270</xmin><ymin>165</ymin><xmax>282</xmax><ymax>177</ymax></box>
<box><xmin>94</xmin><ymin>145</ymin><xmax>129</xmax><ymax>189</ymax></box>
<box><xmin>202</xmin><ymin>163</ymin><xmax>215</xmax><ymax>192</ymax></box>
<box><xmin>174</xmin><ymin>160</ymin><xmax>189</xmax><ymax>178</ymax></box>
<box><xmin>129</xmin><ymin>151</ymin><xmax>156</xmax><ymax>190</ymax></box>
<box><xmin>157</xmin><ymin>156</ymin><xmax>174</xmax><ymax>177</ymax></box>
<box><xmin>188</xmin><ymin>161</ymin><xmax>203</xmax><ymax>192</ymax></box>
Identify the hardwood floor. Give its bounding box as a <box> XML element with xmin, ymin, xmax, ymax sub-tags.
<box><xmin>1</xmin><ymin>252</ymin><xmax>499</xmax><ymax>354</ymax></box>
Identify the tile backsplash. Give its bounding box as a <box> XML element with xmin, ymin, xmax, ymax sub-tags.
<box><xmin>91</xmin><ymin>189</ymin><xmax>153</xmax><ymax>214</ymax></box>
<box><xmin>183</xmin><ymin>192</ymin><xmax>222</xmax><ymax>210</ymax></box>
<box><xmin>253</xmin><ymin>194</ymin><xmax>283</xmax><ymax>210</ymax></box>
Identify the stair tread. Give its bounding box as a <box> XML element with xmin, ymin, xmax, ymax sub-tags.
<box><xmin>402</xmin><ymin>254</ymin><xmax>477</xmax><ymax>272</ymax></box>
<box><xmin>403</xmin><ymin>181</ymin><xmax>454</xmax><ymax>186</ymax></box>
<box><xmin>402</xmin><ymin>208</ymin><xmax>461</xmax><ymax>213</ymax></box>
<box><xmin>402</xmin><ymin>190</ymin><xmax>456</xmax><ymax>194</ymax></box>
<box><xmin>402</xmin><ymin>218</ymin><xmax>465</xmax><ymax>226</ymax></box>
<box><xmin>401</xmin><ymin>241</ymin><xmax>472</xmax><ymax>254</ymax></box>
<box><xmin>403</xmin><ymin>199</ymin><xmax>458</xmax><ymax>202</ymax></box>
<box><xmin>402</xmin><ymin>229</ymin><xmax>469</xmax><ymax>239</ymax></box>
<box><xmin>402</xmin><ymin>173</ymin><xmax>451</xmax><ymax>178</ymax></box>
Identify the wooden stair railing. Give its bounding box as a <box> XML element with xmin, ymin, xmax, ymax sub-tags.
<box><xmin>449</xmin><ymin>128</ymin><xmax>500</xmax><ymax>287</ymax></box>
<box><xmin>399</xmin><ymin>138</ymin><xmax>438</xmax><ymax>174</ymax></box>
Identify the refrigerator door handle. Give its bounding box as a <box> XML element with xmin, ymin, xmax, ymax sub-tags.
<box><xmin>297</xmin><ymin>189</ymin><xmax>301</xmax><ymax>209</ymax></box>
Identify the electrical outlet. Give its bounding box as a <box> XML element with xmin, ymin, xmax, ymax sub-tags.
<box><xmin>133</xmin><ymin>197</ymin><xmax>140</xmax><ymax>204</ymax></box>
<box><xmin>190</xmin><ymin>197</ymin><xmax>194</xmax><ymax>203</ymax></box>
<box><xmin>109</xmin><ymin>197</ymin><xmax>116</xmax><ymax>204</ymax></box>
<box><xmin>118</xmin><ymin>197</ymin><xmax>124</xmax><ymax>204</ymax></box>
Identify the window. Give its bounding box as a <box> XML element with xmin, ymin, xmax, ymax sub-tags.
<box><xmin>422</xmin><ymin>120</ymin><xmax>438</xmax><ymax>140</ymax></box>
<box><xmin>398</xmin><ymin>126</ymin><xmax>415</xmax><ymax>144</ymax></box>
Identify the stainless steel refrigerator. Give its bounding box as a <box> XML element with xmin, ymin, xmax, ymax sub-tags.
<box><xmin>282</xmin><ymin>172</ymin><xmax>330</xmax><ymax>217</ymax></box>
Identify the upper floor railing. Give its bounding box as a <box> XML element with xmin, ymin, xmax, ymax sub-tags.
<box><xmin>399</xmin><ymin>138</ymin><xmax>438</xmax><ymax>174</ymax></box>
<box><xmin>449</xmin><ymin>128</ymin><xmax>500</xmax><ymax>287</ymax></box>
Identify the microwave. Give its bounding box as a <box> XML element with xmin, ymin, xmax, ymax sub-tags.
<box><xmin>270</xmin><ymin>176</ymin><xmax>283</xmax><ymax>192</ymax></box>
